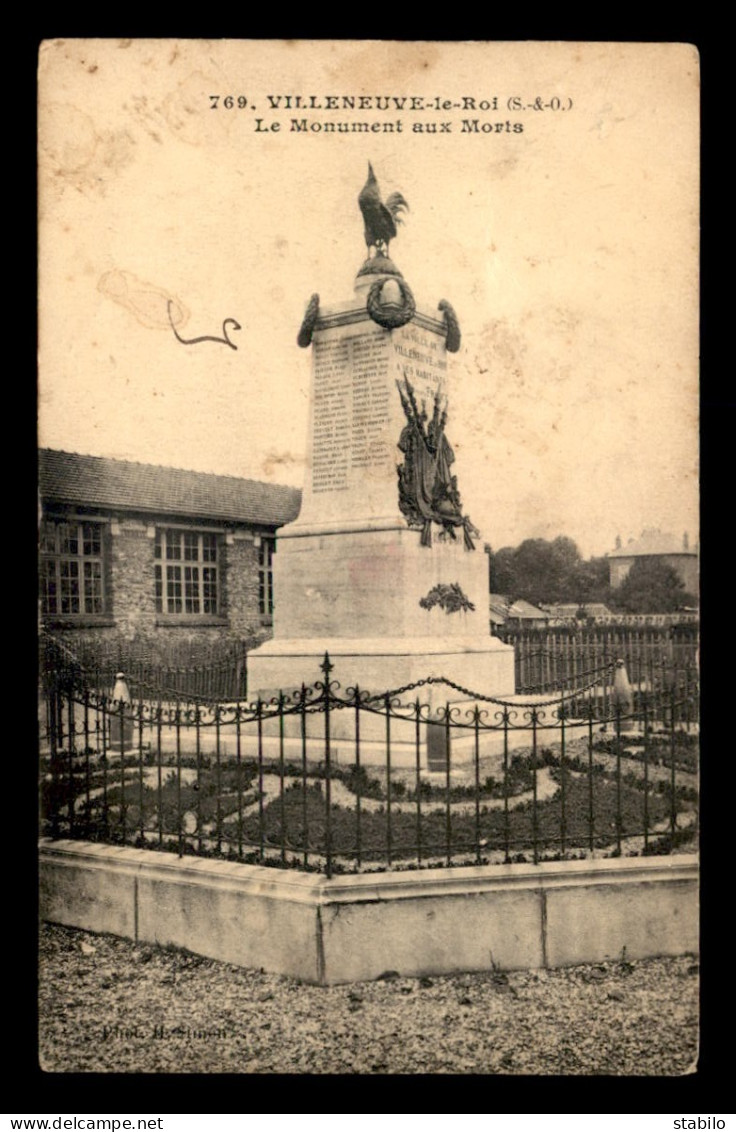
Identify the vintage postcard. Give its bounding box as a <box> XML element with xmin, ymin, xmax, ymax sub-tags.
<box><xmin>38</xmin><ymin>40</ymin><xmax>699</xmax><ymax>1076</ymax></box>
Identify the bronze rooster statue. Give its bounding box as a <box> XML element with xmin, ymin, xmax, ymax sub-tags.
<box><xmin>358</xmin><ymin>162</ymin><xmax>409</xmax><ymax>257</ymax></box>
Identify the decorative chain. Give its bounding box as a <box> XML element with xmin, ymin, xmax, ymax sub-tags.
<box><xmin>347</xmin><ymin>661</ymin><xmax>619</xmax><ymax>710</ymax></box>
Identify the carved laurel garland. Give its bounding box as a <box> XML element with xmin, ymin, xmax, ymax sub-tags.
<box><xmin>438</xmin><ymin>299</ymin><xmax>461</xmax><ymax>352</ymax></box>
<box><xmin>366</xmin><ymin>278</ymin><xmax>416</xmax><ymax>330</ymax></box>
<box><xmin>297</xmin><ymin>293</ymin><xmax>320</xmax><ymax>348</ymax></box>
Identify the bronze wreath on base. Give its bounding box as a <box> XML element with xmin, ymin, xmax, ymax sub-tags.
<box><xmin>419</xmin><ymin>582</ymin><xmax>476</xmax><ymax>614</ymax></box>
<box><xmin>366</xmin><ymin>277</ymin><xmax>416</xmax><ymax>330</ymax></box>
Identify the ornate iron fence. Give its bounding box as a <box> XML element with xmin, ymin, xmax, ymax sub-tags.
<box><xmin>40</xmin><ymin>649</ymin><xmax>699</xmax><ymax>878</ymax></box>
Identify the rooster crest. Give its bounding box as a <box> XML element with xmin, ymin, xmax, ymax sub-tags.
<box><xmin>358</xmin><ymin>162</ymin><xmax>409</xmax><ymax>257</ymax></box>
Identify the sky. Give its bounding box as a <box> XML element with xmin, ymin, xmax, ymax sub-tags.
<box><xmin>38</xmin><ymin>39</ymin><xmax>699</xmax><ymax>559</ymax></box>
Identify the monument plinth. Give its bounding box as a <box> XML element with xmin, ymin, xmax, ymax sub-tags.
<box><xmin>247</xmin><ymin>166</ymin><xmax>514</xmax><ymax>764</ymax></box>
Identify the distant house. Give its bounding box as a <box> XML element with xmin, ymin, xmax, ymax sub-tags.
<box><xmin>489</xmin><ymin>594</ymin><xmax>549</xmax><ymax>630</ymax></box>
<box><xmin>38</xmin><ymin>449</ymin><xmax>301</xmax><ymax>646</ymax></box>
<box><xmin>489</xmin><ymin>593</ymin><xmax>511</xmax><ymax>630</ymax></box>
<box><xmin>606</xmin><ymin>529</ymin><xmax>698</xmax><ymax>594</ymax></box>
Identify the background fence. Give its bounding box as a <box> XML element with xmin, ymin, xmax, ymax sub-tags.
<box><xmin>39</xmin><ymin>633</ymin><xmax>252</xmax><ymax>701</ymax></box>
<box><xmin>496</xmin><ymin>622</ymin><xmax>699</xmax><ymax>697</ymax></box>
<box><xmin>40</xmin><ymin>645</ymin><xmax>699</xmax><ymax>878</ymax></box>
<box><xmin>41</xmin><ymin>622</ymin><xmax>699</xmax><ymax>704</ymax></box>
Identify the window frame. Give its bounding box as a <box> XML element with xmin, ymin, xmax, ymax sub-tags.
<box><xmin>40</xmin><ymin>516</ymin><xmax>109</xmax><ymax>621</ymax></box>
<box><xmin>258</xmin><ymin>535</ymin><xmax>275</xmax><ymax>619</ymax></box>
<box><xmin>154</xmin><ymin>527</ymin><xmax>222</xmax><ymax>618</ymax></box>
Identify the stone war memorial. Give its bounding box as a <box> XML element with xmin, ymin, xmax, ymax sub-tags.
<box><xmin>248</xmin><ymin>164</ymin><xmax>515</xmax><ymax>765</ymax></box>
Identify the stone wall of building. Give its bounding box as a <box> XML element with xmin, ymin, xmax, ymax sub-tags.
<box><xmin>224</xmin><ymin>534</ymin><xmax>267</xmax><ymax>637</ymax></box>
<box><xmin>110</xmin><ymin>519</ymin><xmax>158</xmax><ymax>638</ymax></box>
<box><xmin>42</xmin><ymin>513</ymin><xmax>274</xmax><ymax>656</ymax></box>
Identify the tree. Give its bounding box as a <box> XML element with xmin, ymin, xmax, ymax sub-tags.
<box><xmin>611</xmin><ymin>558</ymin><xmax>696</xmax><ymax>614</ymax></box>
<box><xmin>489</xmin><ymin>546</ymin><xmax>517</xmax><ymax>594</ymax></box>
<box><xmin>489</xmin><ymin>539</ymin><xmax>618</xmax><ymax>606</ymax></box>
<box><xmin>574</xmin><ymin>556</ymin><xmax>612</xmax><ymax>604</ymax></box>
<box><xmin>489</xmin><ymin>536</ymin><xmax>584</xmax><ymax>605</ymax></box>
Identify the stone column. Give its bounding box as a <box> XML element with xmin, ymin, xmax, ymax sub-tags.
<box><xmin>248</xmin><ymin>266</ymin><xmax>515</xmax><ymax>730</ymax></box>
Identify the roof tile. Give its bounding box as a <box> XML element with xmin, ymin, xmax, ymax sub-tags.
<box><xmin>39</xmin><ymin>449</ymin><xmax>302</xmax><ymax>528</ymax></box>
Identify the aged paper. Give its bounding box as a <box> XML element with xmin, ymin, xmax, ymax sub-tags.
<box><xmin>37</xmin><ymin>40</ymin><xmax>700</xmax><ymax>1076</ymax></box>
<box><xmin>38</xmin><ymin>39</ymin><xmax>699</xmax><ymax>557</ymax></box>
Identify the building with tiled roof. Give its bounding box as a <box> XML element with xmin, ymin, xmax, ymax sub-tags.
<box><xmin>488</xmin><ymin>593</ymin><xmax>549</xmax><ymax>630</ymax></box>
<box><xmin>39</xmin><ymin>449</ymin><xmax>301</xmax><ymax>528</ymax></box>
<box><xmin>606</xmin><ymin>529</ymin><xmax>699</xmax><ymax>594</ymax></box>
<box><xmin>39</xmin><ymin>449</ymin><xmax>302</xmax><ymax>645</ymax></box>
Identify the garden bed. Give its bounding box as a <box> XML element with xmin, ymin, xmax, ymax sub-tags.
<box><xmin>41</xmin><ymin>732</ymin><xmax>699</xmax><ymax>870</ymax></box>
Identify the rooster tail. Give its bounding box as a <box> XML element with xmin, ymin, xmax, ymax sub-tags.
<box><xmin>385</xmin><ymin>191</ymin><xmax>409</xmax><ymax>223</ymax></box>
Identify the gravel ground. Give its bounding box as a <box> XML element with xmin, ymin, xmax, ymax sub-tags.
<box><xmin>38</xmin><ymin>923</ymin><xmax>699</xmax><ymax>1075</ymax></box>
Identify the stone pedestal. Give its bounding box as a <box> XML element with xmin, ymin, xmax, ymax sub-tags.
<box><xmin>248</xmin><ymin>268</ymin><xmax>514</xmax><ymax>766</ymax></box>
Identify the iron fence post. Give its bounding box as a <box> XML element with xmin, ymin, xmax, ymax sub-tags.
<box><xmin>195</xmin><ymin>703</ymin><xmax>203</xmax><ymax>856</ymax></box>
<box><xmin>257</xmin><ymin>698</ymin><xmax>265</xmax><ymax>864</ymax></box>
<box><xmin>322</xmin><ymin>654</ymin><xmax>333</xmax><ymax>879</ymax></box>
<box><xmin>354</xmin><ymin>686</ymin><xmax>362</xmax><ymax>870</ymax></box>
<box><xmin>559</xmin><ymin>702</ymin><xmax>567</xmax><ymax>857</ymax></box>
<box><xmin>445</xmin><ymin>702</ymin><xmax>452</xmax><ymax>867</ymax></box>
<box><xmin>278</xmin><ymin>691</ymin><xmax>286</xmax><ymax>866</ymax></box>
<box><xmin>215</xmin><ymin>703</ymin><xmax>222</xmax><ymax>857</ymax></box>
<box><xmin>83</xmin><ymin>688</ymin><xmax>91</xmax><ymax>837</ymax></box>
<box><xmin>101</xmin><ymin>694</ymin><xmax>109</xmax><ymax>837</ymax></box>
<box><xmin>119</xmin><ymin>699</ymin><xmax>126</xmax><ymax>844</ymax></box>
<box><xmin>502</xmin><ymin>709</ymin><xmax>510</xmax><ymax>863</ymax></box>
<box><xmin>531</xmin><ymin>708</ymin><xmax>539</xmax><ymax>864</ymax></box>
<box><xmin>156</xmin><ymin>697</ymin><xmax>163</xmax><ymax>848</ymax></box>
<box><xmin>67</xmin><ymin>692</ymin><xmax>75</xmax><ymax>838</ymax></box>
<box><xmin>175</xmin><ymin>695</ymin><xmax>183</xmax><ymax>858</ymax></box>
<box><xmin>473</xmin><ymin>705</ymin><xmax>481</xmax><ymax>866</ymax></box>
<box><xmin>236</xmin><ymin>702</ymin><xmax>243</xmax><ymax>860</ymax></box>
<box><xmin>587</xmin><ymin>701</ymin><xmax>595</xmax><ymax>853</ymax></box>
<box><xmin>48</xmin><ymin>678</ymin><xmax>60</xmax><ymax>839</ymax></box>
<box><xmin>670</xmin><ymin>685</ymin><xmax>677</xmax><ymax>837</ymax></box>
<box><xmin>137</xmin><ymin>690</ymin><xmax>145</xmax><ymax>846</ymax></box>
<box><xmin>300</xmin><ymin>684</ymin><xmax>309</xmax><ymax>869</ymax></box>
<box><xmin>643</xmin><ymin>698</ymin><xmax>650</xmax><ymax>852</ymax></box>
<box><xmin>615</xmin><ymin>704</ymin><xmax>622</xmax><ymax>855</ymax></box>
<box><xmin>385</xmin><ymin>691</ymin><xmax>392</xmax><ymax>871</ymax></box>
<box><xmin>414</xmin><ymin>698</ymin><xmax>422</xmax><ymax>867</ymax></box>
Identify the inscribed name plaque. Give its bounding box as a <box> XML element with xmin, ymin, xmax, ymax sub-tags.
<box><xmin>296</xmin><ymin>309</ymin><xmax>449</xmax><ymax>533</ymax></box>
<box><xmin>311</xmin><ymin>331</ymin><xmax>391</xmax><ymax>494</ymax></box>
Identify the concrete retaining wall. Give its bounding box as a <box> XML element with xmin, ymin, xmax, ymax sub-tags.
<box><xmin>39</xmin><ymin>840</ymin><xmax>698</xmax><ymax>985</ymax></box>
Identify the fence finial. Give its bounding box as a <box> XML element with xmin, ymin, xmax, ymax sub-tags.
<box><xmin>612</xmin><ymin>659</ymin><xmax>633</xmax><ymax>713</ymax></box>
<box><xmin>112</xmin><ymin>672</ymin><xmax>131</xmax><ymax>704</ymax></box>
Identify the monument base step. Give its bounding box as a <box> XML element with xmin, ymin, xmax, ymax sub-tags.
<box><xmin>247</xmin><ymin>636</ymin><xmax>515</xmax><ymax>770</ymax></box>
<box><xmin>247</xmin><ymin>635</ymin><xmax>514</xmax><ymax>699</ymax></box>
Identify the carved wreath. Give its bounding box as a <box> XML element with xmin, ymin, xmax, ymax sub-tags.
<box><xmin>366</xmin><ymin>278</ymin><xmax>416</xmax><ymax>330</ymax></box>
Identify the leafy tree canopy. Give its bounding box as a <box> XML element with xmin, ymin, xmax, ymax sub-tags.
<box><xmin>610</xmin><ymin>558</ymin><xmax>696</xmax><ymax>614</ymax></box>
<box><xmin>488</xmin><ymin>536</ymin><xmax>696</xmax><ymax>613</ymax></box>
<box><xmin>489</xmin><ymin>536</ymin><xmax>606</xmax><ymax>606</ymax></box>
